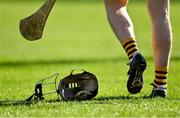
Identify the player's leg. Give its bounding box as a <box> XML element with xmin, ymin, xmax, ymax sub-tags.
<box><xmin>147</xmin><ymin>0</ymin><xmax>172</xmax><ymax>97</ymax></box>
<box><xmin>104</xmin><ymin>0</ymin><xmax>147</xmax><ymax>94</ymax></box>
<box><xmin>104</xmin><ymin>0</ymin><xmax>137</xmax><ymax>60</ymax></box>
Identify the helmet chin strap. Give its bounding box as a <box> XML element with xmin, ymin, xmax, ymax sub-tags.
<box><xmin>26</xmin><ymin>73</ymin><xmax>59</xmax><ymax>102</ymax></box>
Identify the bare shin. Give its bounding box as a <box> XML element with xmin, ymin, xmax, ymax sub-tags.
<box><xmin>104</xmin><ymin>0</ymin><xmax>135</xmax><ymax>42</ymax></box>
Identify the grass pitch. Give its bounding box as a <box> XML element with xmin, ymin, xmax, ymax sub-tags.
<box><xmin>0</xmin><ymin>0</ymin><xmax>180</xmax><ymax>117</ymax></box>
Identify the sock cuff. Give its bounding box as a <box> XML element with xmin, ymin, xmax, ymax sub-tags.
<box><xmin>152</xmin><ymin>82</ymin><xmax>167</xmax><ymax>88</ymax></box>
<box><xmin>121</xmin><ymin>37</ymin><xmax>136</xmax><ymax>47</ymax></box>
<box><xmin>155</xmin><ymin>67</ymin><xmax>168</xmax><ymax>73</ymax></box>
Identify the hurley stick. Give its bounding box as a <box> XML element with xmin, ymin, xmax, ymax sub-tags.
<box><xmin>19</xmin><ymin>0</ymin><xmax>56</xmax><ymax>41</ymax></box>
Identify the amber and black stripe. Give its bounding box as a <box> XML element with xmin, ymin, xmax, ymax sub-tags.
<box><xmin>122</xmin><ymin>39</ymin><xmax>138</xmax><ymax>60</ymax></box>
<box><xmin>153</xmin><ymin>68</ymin><xmax>168</xmax><ymax>88</ymax></box>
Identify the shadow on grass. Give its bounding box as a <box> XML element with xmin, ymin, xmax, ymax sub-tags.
<box><xmin>0</xmin><ymin>56</ymin><xmax>180</xmax><ymax>67</ymax></box>
<box><xmin>95</xmin><ymin>96</ymin><xmax>133</xmax><ymax>101</ymax></box>
<box><xmin>0</xmin><ymin>96</ymin><xmax>132</xmax><ymax>106</ymax></box>
<box><xmin>0</xmin><ymin>99</ymin><xmax>61</xmax><ymax>107</ymax></box>
<box><xmin>1</xmin><ymin>96</ymin><xmax>180</xmax><ymax>106</ymax></box>
<box><xmin>0</xmin><ymin>100</ymin><xmax>33</xmax><ymax>106</ymax></box>
<box><xmin>0</xmin><ymin>96</ymin><xmax>138</xmax><ymax>106</ymax></box>
<box><xmin>0</xmin><ymin>57</ymin><xmax>125</xmax><ymax>67</ymax></box>
<box><xmin>94</xmin><ymin>95</ymin><xmax>153</xmax><ymax>101</ymax></box>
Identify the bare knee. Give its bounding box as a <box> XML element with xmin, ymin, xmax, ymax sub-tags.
<box><xmin>105</xmin><ymin>0</ymin><xmax>129</xmax><ymax>17</ymax></box>
<box><xmin>147</xmin><ymin>0</ymin><xmax>171</xmax><ymax>39</ymax></box>
<box><xmin>104</xmin><ymin>0</ymin><xmax>128</xmax><ymax>9</ymax></box>
<box><xmin>147</xmin><ymin>0</ymin><xmax>169</xmax><ymax>19</ymax></box>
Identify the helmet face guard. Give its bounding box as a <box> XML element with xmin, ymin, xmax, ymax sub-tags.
<box><xmin>26</xmin><ymin>73</ymin><xmax>59</xmax><ymax>101</ymax></box>
<box><xmin>26</xmin><ymin>69</ymin><xmax>98</xmax><ymax>101</ymax></box>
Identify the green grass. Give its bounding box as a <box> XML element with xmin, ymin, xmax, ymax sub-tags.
<box><xmin>0</xmin><ymin>0</ymin><xmax>180</xmax><ymax>117</ymax></box>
